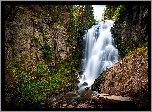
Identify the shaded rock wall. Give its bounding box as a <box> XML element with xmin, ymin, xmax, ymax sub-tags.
<box><xmin>5</xmin><ymin>5</ymin><xmax>82</xmax><ymax>85</ymax></box>
<box><xmin>112</xmin><ymin>5</ymin><xmax>148</xmax><ymax>58</ymax></box>
<box><xmin>5</xmin><ymin>5</ymin><xmax>94</xmax><ymax>107</ymax></box>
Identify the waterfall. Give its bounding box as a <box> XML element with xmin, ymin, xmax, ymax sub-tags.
<box><xmin>78</xmin><ymin>20</ymin><xmax>120</xmax><ymax>90</ymax></box>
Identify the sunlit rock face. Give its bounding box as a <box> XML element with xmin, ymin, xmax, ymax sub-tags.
<box><xmin>99</xmin><ymin>47</ymin><xmax>148</xmax><ymax>108</ymax></box>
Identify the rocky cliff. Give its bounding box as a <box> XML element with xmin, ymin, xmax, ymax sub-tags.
<box><xmin>4</xmin><ymin>5</ymin><xmax>95</xmax><ymax>108</ymax></box>
<box><xmin>112</xmin><ymin>5</ymin><xmax>148</xmax><ymax>58</ymax></box>
<box><xmin>99</xmin><ymin>47</ymin><xmax>148</xmax><ymax>108</ymax></box>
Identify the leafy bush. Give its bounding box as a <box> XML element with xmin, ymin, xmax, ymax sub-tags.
<box><xmin>36</xmin><ymin>64</ymin><xmax>44</xmax><ymax>74</ymax></box>
<box><xmin>103</xmin><ymin>5</ymin><xmax>126</xmax><ymax>21</ymax></box>
<box><xmin>9</xmin><ymin>55</ymin><xmax>79</xmax><ymax>108</ymax></box>
<box><xmin>114</xmin><ymin>5</ymin><xmax>126</xmax><ymax>21</ymax></box>
<box><xmin>42</xmin><ymin>41</ymin><xmax>54</xmax><ymax>62</ymax></box>
<box><xmin>143</xmin><ymin>51</ymin><xmax>148</xmax><ymax>58</ymax></box>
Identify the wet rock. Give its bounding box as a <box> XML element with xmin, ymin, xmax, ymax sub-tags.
<box><xmin>75</xmin><ymin>79</ymin><xmax>80</xmax><ymax>83</ymax></box>
<box><xmin>72</xmin><ymin>101</ymin><xmax>78</xmax><ymax>106</ymax></box>
<box><xmin>79</xmin><ymin>82</ymin><xmax>88</xmax><ymax>89</ymax></box>
<box><xmin>63</xmin><ymin>91</ymin><xmax>78</xmax><ymax>103</ymax></box>
<box><xmin>73</xmin><ymin>90</ymin><xmax>79</xmax><ymax>95</ymax></box>
<box><xmin>91</xmin><ymin>71</ymin><xmax>106</xmax><ymax>93</ymax></box>
<box><xmin>85</xmin><ymin>87</ymin><xmax>90</xmax><ymax>90</ymax></box>
<box><xmin>82</xmin><ymin>82</ymin><xmax>88</xmax><ymax>86</ymax></box>
<box><xmin>79</xmin><ymin>88</ymin><xmax>93</xmax><ymax>103</ymax></box>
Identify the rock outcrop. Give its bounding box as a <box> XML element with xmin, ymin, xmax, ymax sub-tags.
<box><xmin>90</xmin><ymin>93</ymin><xmax>135</xmax><ymax>109</ymax></box>
<box><xmin>112</xmin><ymin>5</ymin><xmax>149</xmax><ymax>58</ymax></box>
<box><xmin>95</xmin><ymin>47</ymin><xmax>148</xmax><ymax>108</ymax></box>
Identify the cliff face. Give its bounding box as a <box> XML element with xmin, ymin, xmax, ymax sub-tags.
<box><xmin>5</xmin><ymin>5</ymin><xmax>95</xmax><ymax>108</ymax></box>
<box><xmin>5</xmin><ymin>6</ymin><xmax>70</xmax><ymax>86</ymax></box>
<box><xmin>112</xmin><ymin>5</ymin><xmax>148</xmax><ymax>58</ymax></box>
<box><xmin>99</xmin><ymin>47</ymin><xmax>148</xmax><ymax>108</ymax></box>
<box><xmin>5</xmin><ymin>5</ymin><xmax>76</xmax><ymax>70</ymax></box>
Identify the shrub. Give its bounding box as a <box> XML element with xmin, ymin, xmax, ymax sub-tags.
<box><xmin>42</xmin><ymin>41</ymin><xmax>54</xmax><ymax>62</ymax></box>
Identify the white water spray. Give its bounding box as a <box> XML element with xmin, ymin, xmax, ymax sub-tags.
<box><xmin>78</xmin><ymin>20</ymin><xmax>120</xmax><ymax>89</ymax></box>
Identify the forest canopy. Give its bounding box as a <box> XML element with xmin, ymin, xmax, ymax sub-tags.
<box><xmin>103</xmin><ymin>5</ymin><xmax>126</xmax><ymax>21</ymax></box>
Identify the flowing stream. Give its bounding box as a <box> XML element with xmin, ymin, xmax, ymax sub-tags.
<box><xmin>78</xmin><ymin>20</ymin><xmax>120</xmax><ymax>92</ymax></box>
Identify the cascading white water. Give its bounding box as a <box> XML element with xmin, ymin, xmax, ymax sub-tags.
<box><xmin>78</xmin><ymin>20</ymin><xmax>120</xmax><ymax>90</ymax></box>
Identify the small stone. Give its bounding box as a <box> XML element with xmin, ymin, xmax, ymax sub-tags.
<box><xmin>82</xmin><ymin>82</ymin><xmax>88</xmax><ymax>86</ymax></box>
<box><xmin>68</xmin><ymin>104</ymin><xmax>74</xmax><ymax>108</ymax></box>
<box><xmin>62</xmin><ymin>104</ymin><xmax>67</xmax><ymax>107</ymax></box>
<box><xmin>72</xmin><ymin>101</ymin><xmax>78</xmax><ymax>106</ymax></box>
<box><xmin>85</xmin><ymin>87</ymin><xmax>90</xmax><ymax>90</ymax></box>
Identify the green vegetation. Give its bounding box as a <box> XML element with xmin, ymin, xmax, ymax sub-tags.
<box><xmin>143</xmin><ymin>51</ymin><xmax>148</xmax><ymax>58</ymax></box>
<box><xmin>12</xmin><ymin>45</ymin><xmax>16</xmax><ymax>55</ymax></box>
<box><xmin>68</xmin><ymin>5</ymin><xmax>96</xmax><ymax>38</ymax></box>
<box><xmin>32</xmin><ymin>38</ymin><xmax>40</xmax><ymax>46</ymax></box>
<box><xmin>36</xmin><ymin>64</ymin><xmax>45</xmax><ymax>74</ymax></box>
<box><xmin>124</xmin><ymin>46</ymin><xmax>148</xmax><ymax>59</ymax></box>
<box><xmin>42</xmin><ymin>41</ymin><xmax>54</xmax><ymax>62</ymax></box>
<box><xmin>5</xmin><ymin>5</ymin><xmax>95</xmax><ymax>108</ymax></box>
<box><xmin>125</xmin><ymin>47</ymin><xmax>134</xmax><ymax>56</ymax></box>
<box><xmin>9</xmin><ymin>55</ymin><xmax>79</xmax><ymax>107</ymax></box>
<box><xmin>113</xmin><ymin>5</ymin><xmax>126</xmax><ymax>21</ymax></box>
<box><xmin>103</xmin><ymin>5</ymin><xmax>126</xmax><ymax>21</ymax></box>
<box><xmin>69</xmin><ymin>18</ymin><xmax>97</xmax><ymax>38</ymax></box>
<box><xmin>103</xmin><ymin>5</ymin><xmax>118</xmax><ymax>20</ymax></box>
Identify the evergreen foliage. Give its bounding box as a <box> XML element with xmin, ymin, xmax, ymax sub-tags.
<box><xmin>103</xmin><ymin>5</ymin><xmax>126</xmax><ymax>21</ymax></box>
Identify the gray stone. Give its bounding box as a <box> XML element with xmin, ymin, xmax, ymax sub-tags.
<box><xmin>82</xmin><ymin>82</ymin><xmax>88</xmax><ymax>86</ymax></box>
